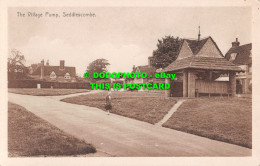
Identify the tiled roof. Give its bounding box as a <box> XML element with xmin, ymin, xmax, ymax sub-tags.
<box><xmin>185</xmin><ymin>37</ymin><xmax>209</xmax><ymax>55</ymax></box>
<box><xmin>180</xmin><ymin>36</ymin><xmax>224</xmax><ymax>57</ymax></box>
<box><xmin>159</xmin><ymin>56</ymin><xmax>244</xmax><ymax>72</ymax></box>
<box><xmin>32</xmin><ymin>66</ymin><xmax>76</xmax><ymax>77</ymax></box>
<box><xmin>225</xmin><ymin>43</ymin><xmax>252</xmax><ymax>65</ymax></box>
<box><xmin>134</xmin><ymin>65</ymin><xmax>157</xmax><ymax>76</ymax></box>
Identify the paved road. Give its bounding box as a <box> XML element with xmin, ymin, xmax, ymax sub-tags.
<box><xmin>8</xmin><ymin>92</ymin><xmax>251</xmax><ymax>157</ymax></box>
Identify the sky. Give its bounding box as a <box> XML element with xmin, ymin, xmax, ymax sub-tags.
<box><xmin>8</xmin><ymin>7</ymin><xmax>251</xmax><ymax>76</ymax></box>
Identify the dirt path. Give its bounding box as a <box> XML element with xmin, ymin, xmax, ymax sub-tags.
<box><xmin>155</xmin><ymin>99</ymin><xmax>186</xmax><ymax>126</ymax></box>
<box><xmin>8</xmin><ymin>92</ymin><xmax>251</xmax><ymax>157</ymax></box>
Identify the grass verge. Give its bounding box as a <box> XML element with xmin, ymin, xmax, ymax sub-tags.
<box><xmin>8</xmin><ymin>102</ymin><xmax>96</xmax><ymax>157</ymax></box>
<box><xmin>162</xmin><ymin>97</ymin><xmax>252</xmax><ymax>148</ymax></box>
<box><xmin>62</xmin><ymin>91</ymin><xmax>177</xmax><ymax>124</ymax></box>
<box><xmin>8</xmin><ymin>88</ymin><xmax>89</xmax><ymax>96</ymax></box>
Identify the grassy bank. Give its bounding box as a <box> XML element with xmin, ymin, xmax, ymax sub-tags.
<box><xmin>163</xmin><ymin>97</ymin><xmax>252</xmax><ymax>148</ymax></box>
<box><xmin>8</xmin><ymin>102</ymin><xmax>96</xmax><ymax>157</ymax></box>
<box><xmin>62</xmin><ymin>91</ymin><xmax>177</xmax><ymax>124</ymax></box>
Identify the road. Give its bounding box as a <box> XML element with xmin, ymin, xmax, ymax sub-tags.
<box><xmin>8</xmin><ymin>92</ymin><xmax>251</xmax><ymax>157</ymax></box>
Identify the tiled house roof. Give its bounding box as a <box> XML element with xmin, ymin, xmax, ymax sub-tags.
<box><xmin>159</xmin><ymin>56</ymin><xmax>244</xmax><ymax>73</ymax></box>
<box><xmin>178</xmin><ymin>36</ymin><xmax>224</xmax><ymax>57</ymax></box>
<box><xmin>32</xmin><ymin>66</ymin><xmax>76</xmax><ymax>77</ymax></box>
<box><xmin>159</xmin><ymin>36</ymin><xmax>242</xmax><ymax>73</ymax></box>
<box><xmin>134</xmin><ymin>65</ymin><xmax>157</xmax><ymax>76</ymax></box>
<box><xmin>225</xmin><ymin>43</ymin><xmax>252</xmax><ymax>65</ymax></box>
<box><xmin>185</xmin><ymin>37</ymin><xmax>208</xmax><ymax>55</ymax></box>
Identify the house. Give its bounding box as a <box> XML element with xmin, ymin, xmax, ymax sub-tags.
<box><xmin>31</xmin><ymin>60</ymin><xmax>77</xmax><ymax>82</ymax></box>
<box><xmin>130</xmin><ymin>57</ymin><xmax>158</xmax><ymax>91</ymax></box>
<box><xmin>224</xmin><ymin>38</ymin><xmax>252</xmax><ymax>94</ymax></box>
<box><xmin>111</xmin><ymin>78</ymin><xmax>126</xmax><ymax>91</ymax></box>
<box><xmin>94</xmin><ymin>78</ymin><xmax>126</xmax><ymax>91</ymax></box>
<box><xmin>157</xmin><ymin>33</ymin><xmax>244</xmax><ymax>97</ymax></box>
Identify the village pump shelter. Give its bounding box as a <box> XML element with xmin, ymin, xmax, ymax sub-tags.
<box><xmin>156</xmin><ymin>36</ymin><xmax>244</xmax><ymax>98</ymax></box>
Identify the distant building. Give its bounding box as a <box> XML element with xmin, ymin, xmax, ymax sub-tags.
<box><xmin>31</xmin><ymin>60</ymin><xmax>77</xmax><ymax>82</ymax></box>
<box><xmin>132</xmin><ymin>65</ymin><xmax>157</xmax><ymax>84</ymax></box>
<box><xmin>225</xmin><ymin>38</ymin><xmax>252</xmax><ymax>94</ymax></box>
<box><xmin>130</xmin><ymin>57</ymin><xmax>157</xmax><ymax>91</ymax></box>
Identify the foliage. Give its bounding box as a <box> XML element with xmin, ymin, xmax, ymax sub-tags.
<box><xmin>8</xmin><ymin>49</ymin><xmax>29</xmax><ymax>80</ymax></box>
<box><xmin>86</xmin><ymin>58</ymin><xmax>110</xmax><ymax>82</ymax></box>
<box><xmin>151</xmin><ymin>36</ymin><xmax>183</xmax><ymax>69</ymax></box>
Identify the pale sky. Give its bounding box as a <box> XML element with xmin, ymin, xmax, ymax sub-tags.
<box><xmin>8</xmin><ymin>7</ymin><xmax>251</xmax><ymax>76</ymax></box>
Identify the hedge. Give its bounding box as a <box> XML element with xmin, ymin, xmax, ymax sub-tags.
<box><xmin>8</xmin><ymin>79</ymin><xmax>91</xmax><ymax>89</ymax></box>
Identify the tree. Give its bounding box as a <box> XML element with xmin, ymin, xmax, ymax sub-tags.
<box><xmin>8</xmin><ymin>49</ymin><xmax>29</xmax><ymax>80</ymax></box>
<box><xmin>86</xmin><ymin>58</ymin><xmax>110</xmax><ymax>82</ymax></box>
<box><xmin>151</xmin><ymin>36</ymin><xmax>183</xmax><ymax>69</ymax></box>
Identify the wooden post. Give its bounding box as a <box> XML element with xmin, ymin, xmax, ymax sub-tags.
<box><xmin>242</xmin><ymin>79</ymin><xmax>245</xmax><ymax>94</ymax></box>
<box><xmin>209</xmin><ymin>71</ymin><xmax>212</xmax><ymax>81</ymax></box>
<box><xmin>165</xmin><ymin>78</ymin><xmax>171</xmax><ymax>98</ymax></box>
<box><xmin>244</xmin><ymin>79</ymin><xmax>248</xmax><ymax>94</ymax></box>
<box><xmin>229</xmin><ymin>71</ymin><xmax>236</xmax><ymax>97</ymax></box>
<box><xmin>183</xmin><ymin>70</ymin><xmax>188</xmax><ymax>97</ymax></box>
<box><xmin>188</xmin><ymin>70</ymin><xmax>196</xmax><ymax>97</ymax></box>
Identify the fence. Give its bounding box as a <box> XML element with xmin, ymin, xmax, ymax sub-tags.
<box><xmin>195</xmin><ymin>80</ymin><xmax>230</xmax><ymax>94</ymax></box>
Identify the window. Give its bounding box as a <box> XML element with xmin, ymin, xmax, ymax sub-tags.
<box><xmin>50</xmin><ymin>71</ymin><xmax>56</xmax><ymax>80</ymax></box>
<box><xmin>64</xmin><ymin>72</ymin><xmax>71</xmax><ymax>79</ymax></box>
<box><xmin>229</xmin><ymin>53</ymin><xmax>237</xmax><ymax>61</ymax></box>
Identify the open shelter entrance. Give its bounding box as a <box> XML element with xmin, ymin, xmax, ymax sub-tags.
<box><xmin>161</xmin><ymin>56</ymin><xmax>244</xmax><ymax>98</ymax></box>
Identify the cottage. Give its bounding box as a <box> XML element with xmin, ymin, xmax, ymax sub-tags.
<box><xmin>224</xmin><ymin>38</ymin><xmax>252</xmax><ymax>94</ymax></box>
<box><xmin>31</xmin><ymin>60</ymin><xmax>77</xmax><ymax>82</ymax></box>
<box><xmin>130</xmin><ymin>61</ymin><xmax>157</xmax><ymax>91</ymax></box>
<box><xmin>158</xmin><ymin>34</ymin><xmax>244</xmax><ymax>97</ymax></box>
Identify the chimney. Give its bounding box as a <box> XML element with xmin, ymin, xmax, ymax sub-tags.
<box><xmin>46</xmin><ymin>60</ymin><xmax>49</xmax><ymax>66</ymax></box>
<box><xmin>148</xmin><ymin>56</ymin><xmax>154</xmax><ymax>66</ymax></box>
<box><xmin>60</xmin><ymin>60</ymin><xmax>65</xmax><ymax>70</ymax></box>
<box><xmin>232</xmin><ymin>38</ymin><xmax>240</xmax><ymax>47</ymax></box>
<box><xmin>40</xmin><ymin>59</ymin><xmax>44</xmax><ymax>79</ymax></box>
<box><xmin>198</xmin><ymin>26</ymin><xmax>201</xmax><ymax>41</ymax></box>
<box><xmin>148</xmin><ymin>56</ymin><xmax>152</xmax><ymax>66</ymax></box>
